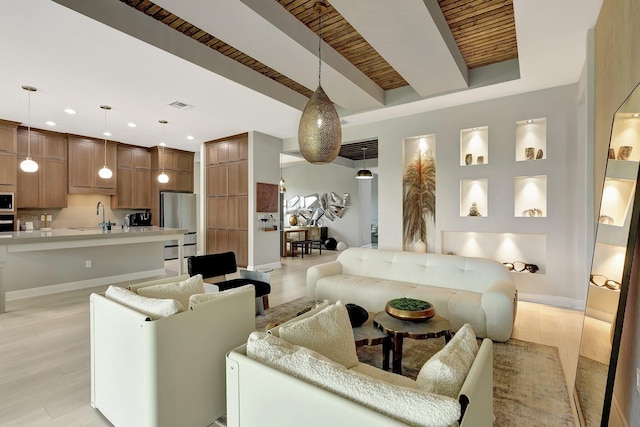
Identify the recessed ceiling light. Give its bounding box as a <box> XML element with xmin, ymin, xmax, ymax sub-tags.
<box><xmin>187</xmin><ymin>135</ymin><xmax>194</xmax><ymax>140</ymax></box>
<box><xmin>472</xmin><ymin>127</ymin><xmax>478</xmax><ymax>131</ymax></box>
<box><xmin>103</xmin><ymin>131</ymin><xmax>111</xmax><ymax>137</ymax></box>
<box><xmin>526</xmin><ymin>119</ymin><xmax>534</xmax><ymax>123</ymax></box>
<box><xmin>633</xmin><ymin>113</ymin><xmax>640</xmax><ymax>118</ymax></box>
<box><xmin>45</xmin><ymin>121</ymin><xmax>56</xmax><ymax>126</ymax></box>
<box><xmin>159</xmin><ymin>142</ymin><xmax>166</xmax><ymax>147</ymax></box>
<box><xmin>64</xmin><ymin>108</ymin><xmax>76</xmax><ymax>115</ymax></box>
<box><xmin>127</xmin><ymin>122</ymin><xmax>136</xmax><ymax>128</ymax></box>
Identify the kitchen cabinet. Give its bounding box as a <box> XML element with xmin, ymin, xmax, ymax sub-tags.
<box><xmin>205</xmin><ymin>133</ymin><xmax>248</xmax><ymax>265</ymax></box>
<box><xmin>16</xmin><ymin>128</ymin><xmax>67</xmax><ymax>208</ymax></box>
<box><xmin>111</xmin><ymin>145</ymin><xmax>151</xmax><ymax>209</ymax></box>
<box><xmin>68</xmin><ymin>137</ymin><xmax>117</xmax><ymax>195</ymax></box>
<box><xmin>149</xmin><ymin>147</ymin><xmax>194</xmax><ymax>226</ymax></box>
<box><xmin>0</xmin><ymin>121</ymin><xmax>18</xmax><ymax>189</ymax></box>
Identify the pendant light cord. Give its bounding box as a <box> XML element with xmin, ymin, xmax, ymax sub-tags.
<box><xmin>103</xmin><ymin>107</ymin><xmax>107</xmax><ymax>163</ymax></box>
<box><xmin>317</xmin><ymin>4</ymin><xmax>322</xmax><ymax>86</ymax></box>
<box><xmin>27</xmin><ymin>89</ymin><xmax>32</xmax><ymax>158</ymax></box>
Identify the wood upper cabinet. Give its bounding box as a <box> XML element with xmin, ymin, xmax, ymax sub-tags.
<box><xmin>0</xmin><ymin>121</ymin><xmax>18</xmax><ymax>187</ymax></box>
<box><xmin>16</xmin><ymin>128</ymin><xmax>67</xmax><ymax>208</ymax></box>
<box><xmin>111</xmin><ymin>145</ymin><xmax>151</xmax><ymax>209</ymax></box>
<box><xmin>68</xmin><ymin>137</ymin><xmax>117</xmax><ymax>194</ymax></box>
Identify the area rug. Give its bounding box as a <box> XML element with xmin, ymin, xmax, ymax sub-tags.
<box><xmin>254</xmin><ymin>296</ymin><xmax>575</xmax><ymax>426</ymax></box>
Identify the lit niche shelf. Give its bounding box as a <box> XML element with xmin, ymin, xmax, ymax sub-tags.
<box><xmin>514</xmin><ymin>175</ymin><xmax>547</xmax><ymax>218</ymax></box>
<box><xmin>515</xmin><ymin>117</ymin><xmax>546</xmax><ymax>161</ymax></box>
<box><xmin>460</xmin><ymin>178</ymin><xmax>487</xmax><ymax>217</ymax></box>
<box><xmin>609</xmin><ymin>113</ymin><xmax>640</xmax><ymax>161</ymax></box>
<box><xmin>460</xmin><ymin>126</ymin><xmax>488</xmax><ymax>166</ymax></box>
<box><xmin>442</xmin><ymin>231</ymin><xmax>546</xmax><ymax>275</ymax></box>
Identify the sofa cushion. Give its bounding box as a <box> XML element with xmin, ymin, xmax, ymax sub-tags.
<box><xmin>247</xmin><ymin>332</ymin><xmax>460</xmax><ymax>427</ymax></box>
<box><xmin>187</xmin><ymin>284</ymin><xmax>254</xmax><ymax>310</ymax></box>
<box><xmin>416</xmin><ymin>323</ymin><xmax>479</xmax><ymax>398</ymax></box>
<box><xmin>277</xmin><ymin>302</ymin><xmax>359</xmax><ymax>369</ymax></box>
<box><xmin>316</xmin><ymin>274</ymin><xmax>457</xmax><ymax>314</ymax></box>
<box><xmin>105</xmin><ymin>285</ymin><xmax>184</xmax><ymax>319</ymax></box>
<box><xmin>137</xmin><ymin>274</ymin><xmax>204</xmax><ymax>310</ymax></box>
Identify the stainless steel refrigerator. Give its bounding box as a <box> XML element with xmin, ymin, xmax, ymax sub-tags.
<box><xmin>160</xmin><ymin>192</ymin><xmax>197</xmax><ymax>260</ymax></box>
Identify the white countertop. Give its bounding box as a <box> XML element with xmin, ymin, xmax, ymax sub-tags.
<box><xmin>0</xmin><ymin>226</ymin><xmax>187</xmax><ymax>245</ymax></box>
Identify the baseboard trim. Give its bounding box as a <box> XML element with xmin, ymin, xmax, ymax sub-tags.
<box><xmin>518</xmin><ymin>292</ymin><xmax>584</xmax><ymax>310</ymax></box>
<box><xmin>610</xmin><ymin>394</ymin><xmax>629</xmax><ymax>427</ymax></box>
<box><xmin>6</xmin><ymin>268</ymin><xmax>166</xmax><ymax>300</ymax></box>
<box><xmin>248</xmin><ymin>261</ymin><xmax>282</xmax><ymax>271</ymax></box>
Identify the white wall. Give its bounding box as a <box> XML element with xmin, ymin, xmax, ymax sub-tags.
<box><xmin>282</xmin><ymin>162</ymin><xmax>361</xmax><ymax>248</ymax></box>
<box><xmin>284</xmin><ymin>84</ymin><xmax>588</xmax><ymax>307</ymax></box>
<box><xmin>249</xmin><ymin>131</ymin><xmax>283</xmax><ymax>269</ymax></box>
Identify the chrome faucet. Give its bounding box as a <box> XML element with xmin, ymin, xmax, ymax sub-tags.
<box><xmin>96</xmin><ymin>201</ymin><xmax>114</xmax><ymax>231</ymax></box>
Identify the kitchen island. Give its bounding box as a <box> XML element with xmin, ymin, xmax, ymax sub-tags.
<box><xmin>0</xmin><ymin>227</ymin><xmax>187</xmax><ymax>313</ymax></box>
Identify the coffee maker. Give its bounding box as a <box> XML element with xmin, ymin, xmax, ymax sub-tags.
<box><xmin>124</xmin><ymin>212</ymin><xmax>152</xmax><ymax>227</ymax></box>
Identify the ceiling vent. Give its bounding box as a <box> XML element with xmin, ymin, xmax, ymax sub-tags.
<box><xmin>168</xmin><ymin>101</ymin><xmax>192</xmax><ymax>110</ymax></box>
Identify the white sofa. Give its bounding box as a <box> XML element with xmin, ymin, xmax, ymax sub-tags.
<box><xmin>90</xmin><ymin>275</ymin><xmax>255</xmax><ymax>427</ymax></box>
<box><xmin>226</xmin><ymin>303</ymin><xmax>494</xmax><ymax>427</ymax></box>
<box><xmin>307</xmin><ymin>248</ymin><xmax>517</xmax><ymax>341</ymax></box>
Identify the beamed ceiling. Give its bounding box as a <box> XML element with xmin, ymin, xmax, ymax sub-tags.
<box><xmin>116</xmin><ymin>0</ymin><xmax>518</xmax><ymax>158</ymax></box>
<box><xmin>0</xmin><ymin>1</ymin><xmax>601</xmax><ymax>154</ymax></box>
<box><xmin>121</xmin><ymin>0</ymin><xmax>517</xmax><ymax>99</ymax></box>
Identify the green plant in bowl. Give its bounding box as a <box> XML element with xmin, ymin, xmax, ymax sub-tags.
<box><xmin>385</xmin><ymin>298</ymin><xmax>435</xmax><ymax>321</ymax></box>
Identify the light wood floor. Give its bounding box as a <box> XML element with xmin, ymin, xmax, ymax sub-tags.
<box><xmin>0</xmin><ymin>251</ymin><xmax>584</xmax><ymax>426</ymax></box>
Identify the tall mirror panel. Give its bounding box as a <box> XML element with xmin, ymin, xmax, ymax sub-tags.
<box><xmin>574</xmin><ymin>83</ymin><xmax>640</xmax><ymax>426</ymax></box>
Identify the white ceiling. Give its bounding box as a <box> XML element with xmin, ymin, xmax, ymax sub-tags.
<box><xmin>0</xmin><ymin>0</ymin><xmax>602</xmax><ymax>153</ymax></box>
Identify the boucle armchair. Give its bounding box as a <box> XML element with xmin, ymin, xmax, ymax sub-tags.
<box><xmin>226</xmin><ymin>303</ymin><xmax>493</xmax><ymax>427</ymax></box>
<box><xmin>90</xmin><ymin>276</ymin><xmax>255</xmax><ymax>427</ymax></box>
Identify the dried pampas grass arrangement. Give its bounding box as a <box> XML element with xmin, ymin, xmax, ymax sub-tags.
<box><xmin>403</xmin><ymin>149</ymin><xmax>436</xmax><ymax>247</ymax></box>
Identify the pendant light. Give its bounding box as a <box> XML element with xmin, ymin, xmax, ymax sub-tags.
<box><xmin>158</xmin><ymin>120</ymin><xmax>169</xmax><ymax>184</ymax></box>
<box><xmin>356</xmin><ymin>147</ymin><xmax>373</xmax><ymax>180</ymax></box>
<box><xmin>279</xmin><ymin>154</ymin><xmax>286</xmax><ymax>193</ymax></box>
<box><xmin>297</xmin><ymin>1</ymin><xmax>342</xmax><ymax>164</ymax></box>
<box><xmin>98</xmin><ymin>105</ymin><xmax>113</xmax><ymax>179</ymax></box>
<box><xmin>20</xmin><ymin>85</ymin><xmax>39</xmax><ymax>173</ymax></box>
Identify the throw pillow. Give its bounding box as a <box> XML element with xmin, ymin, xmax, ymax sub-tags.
<box><xmin>416</xmin><ymin>323</ymin><xmax>479</xmax><ymax>398</ymax></box>
<box><xmin>345</xmin><ymin>303</ymin><xmax>369</xmax><ymax>327</ymax></box>
<box><xmin>137</xmin><ymin>274</ymin><xmax>204</xmax><ymax>310</ymax></box>
<box><xmin>277</xmin><ymin>302</ymin><xmax>359</xmax><ymax>369</ymax></box>
<box><xmin>188</xmin><ymin>284</ymin><xmax>254</xmax><ymax>310</ymax></box>
<box><xmin>105</xmin><ymin>285</ymin><xmax>183</xmax><ymax>319</ymax></box>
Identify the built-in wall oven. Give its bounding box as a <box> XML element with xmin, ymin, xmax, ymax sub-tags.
<box><xmin>0</xmin><ymin>192</ymin><xmax>14</xmax><ymax>212</ymax></box>
<box><xmin>0</xmin><ymin>214</ymin><xmax>15</xmax><ymax>232</ymax></box>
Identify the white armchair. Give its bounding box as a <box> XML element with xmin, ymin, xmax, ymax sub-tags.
<box><xmin>90</xmin><ymin>281</ymin><xmax>255</xmax><ymax>427</ymax></box>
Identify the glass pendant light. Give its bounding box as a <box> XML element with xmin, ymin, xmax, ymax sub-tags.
<box><xmin>279</xmin><ymin>154</ymin><xmax>286</xmax><ymax>193</ymax></box>
<box><xmin>356</xmin><ymin>147</ymin><xmax>373</xmax><ymax>180</ymax></box>
<box><xmin>297</xmin><ymin>1</ymin><xmax>342</xmax><ymax>164</ymax></box>
<box><xmin>20</xmin><ymin>85</ymin><xmax>39</xmax><ymax>173</ymax></box>
<box><xmin>98</xmin><ymin>105</ymin><xmax>113</xmax><ymax>179</ymax></box>
<box><xmin>158</xmin><ymin>120</ymin><xmax>169</xmax><ymax>184</ymax></box>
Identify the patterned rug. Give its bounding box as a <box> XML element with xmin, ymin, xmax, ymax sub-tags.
<box><xmin>254</xmin><ymin>296</ymin><xmax>575</xmax><ymax>427</ymax></box>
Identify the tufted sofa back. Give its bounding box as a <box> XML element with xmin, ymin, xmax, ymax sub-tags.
<box><xmin>336</xmin><ymin>248</ymin><xmax>513</xmax><ymax>294</ymax></box>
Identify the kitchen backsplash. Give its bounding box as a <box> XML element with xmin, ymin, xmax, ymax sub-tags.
<box><xmin>17</xmin><ymin>194</ymin><xmax>147</xmax><ymax>230</ymax></box>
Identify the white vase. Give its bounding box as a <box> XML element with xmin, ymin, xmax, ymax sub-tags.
<box><xmin>413</xmin><ymin>239</ymin><xmax>427</xmax><ymax>253</ymax></box>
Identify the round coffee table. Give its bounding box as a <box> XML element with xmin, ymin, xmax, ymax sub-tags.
<box><xmin>373</xmin><ymin>311</ymin><xmax>452</xmax><ymax>374</ymax></box>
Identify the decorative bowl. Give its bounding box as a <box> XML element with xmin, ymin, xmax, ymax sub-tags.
<box><xmin>385</xmin><ymin>298</ymin><xmax>435</xmax><ymax>321</ymax></box>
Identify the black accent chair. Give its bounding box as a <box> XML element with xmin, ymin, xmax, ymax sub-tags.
<box><xmin>187</xmin><ymin>252</ymin><xmax>271</xmax><ymax>315</ymax></box>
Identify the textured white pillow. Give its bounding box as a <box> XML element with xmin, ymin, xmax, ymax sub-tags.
<box><xmin>188</xmin><ymin>284</ymin><xmax>254</xmax><ymax>310</ymax></box>
<box><xmin>416</xmin><ymin>323</ymin><xmax>479</xmax><ymax>398</ymax></box>
<box><xmin>277</xmin><ymin>302</ymin><xmax>359</xmax><ymax>368</ymax></box>
<box><xmin>246</xmin><ymin>332</ymin><xmax>460</xmax><ymax>427</ymax></box>
<box><xmin>137</xmin><ymin>274</ymin><xmax>204</xmax><ymax>309</ymax></box>
<box><xmin>128</xmin><ymin>274</ymin><xmax>190</xmax><ymax>292</ymax></box>
<box><xmin>105</xmin><ymin>285</ymin><xmax>183</xmax><ymax>319</ymax></box>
